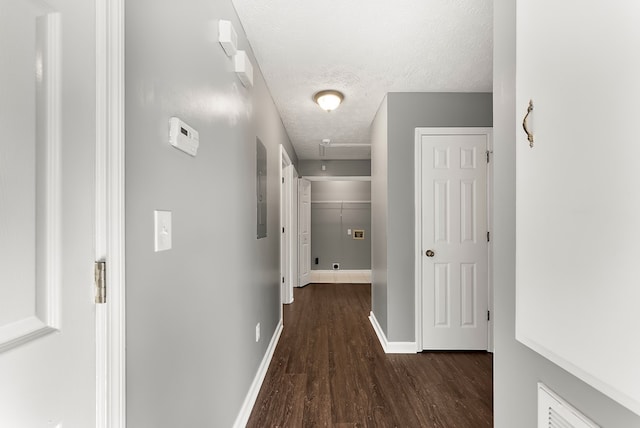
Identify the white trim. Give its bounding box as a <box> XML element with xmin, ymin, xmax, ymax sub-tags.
<box><xmin>233</xmin><ymin>319</ymin><xmax>284</xmax><ymax>428</ymax></box>
<box><xmin>486</xmin><ymin>138</ymin><xmax>494</xmax><ymax>353</ymax></box>
<box><xmin>519</xmin><ymin>330</ymin><xmax>640</xmax><ymax>417</ymax></box>
<box><xmin>304</xmin><ymin>176</ymin><xmax>371</xmax><ymax>182</ymax></box>
<box><xmin>280</xmin><ymin>145</ymin><xmax>294</xmax><ymax>305</ymax></box>
<box><xmin>414</xmin><ymin>127</ymin><xmax>493</xmax><ymax>352</ymax></box>
<box><xmin>413</xmin><ymin>133</ymin><xmax>423</xmax><ymax>352</ymax></box>
<box><xmin>369</xmin><ymin>311</ymin><xmax>389</xmax><ymax>351</ymax></box>
<box><xmin>291</xmin><ymin>166</ymin><xmax>299</xmax><ymax>289</ymax></box>
<box><xmin>310</xmin><ymin>270</ymin><xmax>371</xmax><ymax>284</ymax></box>
<box><xmin>0</xmin><ymin>12</ymin><xmax>61</xmax><ymax>354</ymax></box>
<box><xmin>95</xmin><ymin>0</ymin><xmax>126</xmax><ymax>426</ymax></box>
<box><xmin>311</xmin><ymin>200</ymin><xmax>371</xmax><ymax>204</ymax></box>
<box><xmin>369</xmin><ymin>311</ymin><xmax>416</xmax><ymax>354</ymax></box>
<box><xmin>414</xmin><ymin>133</ymin><xmax>423</xmax><ymax>351</ymax></box>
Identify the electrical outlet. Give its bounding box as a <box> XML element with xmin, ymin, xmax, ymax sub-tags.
<box><xmin>255</xmin><ymin>323</ymin><xmax>260</xmax><ymax>342</ymax></box>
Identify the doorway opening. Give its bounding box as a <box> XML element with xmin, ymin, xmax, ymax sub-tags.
<box><xmin>299</xmin><ymin>176</ymin><xmax>372</xmax><ymax>285</ymax></box>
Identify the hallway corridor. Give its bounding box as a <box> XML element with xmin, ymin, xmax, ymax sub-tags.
<box><xmin>247</xmin><ymin>283</ymin><xmax>493</xmax><ymax>427</ymax></box>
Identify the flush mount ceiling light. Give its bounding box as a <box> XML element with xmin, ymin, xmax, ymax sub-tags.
<box><xmin>313</xmin><ymin>90</ymin><xmax>344</xmax><ymax>112</ymax></box>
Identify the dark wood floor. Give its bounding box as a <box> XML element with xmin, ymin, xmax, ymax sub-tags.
<box><xmin>247</xmin><ymin>283</ymin><xmax>493</xmax><ymax>427</ymax></box>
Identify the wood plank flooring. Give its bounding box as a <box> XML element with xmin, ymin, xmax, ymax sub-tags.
<box><xmin>247</xmin><ymin>283</ymin><xmax>493</xmax><ymax>427</ymax></box>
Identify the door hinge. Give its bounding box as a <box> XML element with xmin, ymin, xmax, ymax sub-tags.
<box><xmin>282</xmin><ymin>177</ymin><xmax>284</xmax><ymax>184</ymax></box>
<box><xmin>94</xmin><ymin>261</ymin><xmax>106</xmax><ymax>304</ymax></box>
<box><xmin>487</xmin><ymin>310</ymin><xmax>491</xmax><ymax>321</ymax></box>
<box><xmin>487</xmin><ymin>231</ymin><xmax>490</xmax><ymax>242</ymax></box>
<box><xmin>486</xmin><ymin>150</ymin><xmax>493</xmax><ymax>163</ymax></box>
<box><xmin>282</xmin><ymin>277</ymin><xmax>285</xmax><ymax>283</ymax></box>
<box><xmin>282</xmin><ymin>227</ymin><xmax>285</xmax><ymax>233</ymax></box>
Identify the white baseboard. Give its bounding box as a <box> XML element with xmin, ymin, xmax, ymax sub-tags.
<box><xmin>310</xmin><ymin>269</ymin><xmax>371</xmax><ymax>284</ymax></box>
<box><xmin>233</xmin><ymin>318</ymin><xmax>283</xmax><ymax>428</ymax></box>
<box><xmin>368</xmin><ymin>311</ymin><xmax>417</xmax><ymax>354</ymax></box>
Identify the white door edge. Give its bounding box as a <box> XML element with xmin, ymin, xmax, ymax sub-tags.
<box><xmin>414</xmin><ymin>127</ymin><xmax>493</xmax><ymax>352</ymax></box>
<box><xmin>297</xmin><ymin>178</ymin><xmax>312</xmax><ymax>287</ymax></box>
<box><xmin>95</xmin><ymin>0</ymin><xmax>126</xmax><ymax>426</ymax></box>
<box><xmin>280</xmin><ymin>145</ymin><xmax>294</xmax><ymax>306</ymax></box>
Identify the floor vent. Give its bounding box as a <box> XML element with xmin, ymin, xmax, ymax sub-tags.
<box><xmin>538</xmin><ymin>383</ymin><xmax>599</xmax><ymax>428</ymax></box>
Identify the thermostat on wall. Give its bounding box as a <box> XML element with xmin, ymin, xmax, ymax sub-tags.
<box><xmin>169</xmin><ymin>117</ymin><xmax>199</xmax><ymax>156</ymax></box>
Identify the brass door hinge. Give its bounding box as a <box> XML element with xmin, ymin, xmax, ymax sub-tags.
<box><xmin>95</xmin><ymin>261</ymin><xmax>106</xmax><ymax>304</ymax></box>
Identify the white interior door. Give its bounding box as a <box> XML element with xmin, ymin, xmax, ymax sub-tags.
<box><xmin>290</xmin><ymin>167</ymin><xmax>299</xmax><ymax>289</ymax></box>
<box><xmin>0</xmin><ymin>0</ymin><xmax>98</xmax><ymax>425</ymax></box>
<box><xmin>419</xmin><ymin>129</ymin><xmax>490</xmax><ymax>350</ymax></box>
<box><xmin>516</xmin><ymin>1</ymin><xmax>640</xmax><ymax>415</ymax></box>
<box><xmin>298</xmin><ymin>178</ymin><xmax>311</xmax><ymax>286</ymax></box>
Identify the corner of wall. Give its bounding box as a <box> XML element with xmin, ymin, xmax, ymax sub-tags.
<box><xmin>370</xmin><ymin>95</ymin><xmax>389</xmax><ymax>336</ymax></box>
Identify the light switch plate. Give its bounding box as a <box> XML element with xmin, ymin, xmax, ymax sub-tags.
<box><xmin>154</xmin><ymin>210</ymin><xmax>172</xmax><ymax>252</ymax></box>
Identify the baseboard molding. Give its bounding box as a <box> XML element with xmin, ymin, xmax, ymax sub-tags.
<box><xmin>310</xmin><ymin>269</ymin><xmax>371</xmax><ymax>284</ymax></box>
<box><xmin>368</xmin><ymin>311</ymin><xmax>417</xmax><ymax>354</ymax></box>
<box><xmin>233</xmin><ymin>318</ymin><xmax>283</xmax><ymax>428</ymax></box>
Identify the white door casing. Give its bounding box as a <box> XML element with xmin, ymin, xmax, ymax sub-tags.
<box><xmin>280</xmin><ymin>145</ymin><xmax>294</xmax><ymax>304</ymax></box>
<box><xmin>290</xmin><ymin>167</ymin><xmax>299</xmax><ymax>289</ymax></box>
<box><xmin>416</xmin><ymin>128</ymin><xmax>491</xmax><ymax>350</ymax></box>
<box><xmin>95</xmin><ymin>0</ymin><xmax>126</xmax><ymax>425</ymax></box>
<box><xmin>298</xmin><ymin>178</ymin><xmax>312</xmax><ymax>287</ymax></box>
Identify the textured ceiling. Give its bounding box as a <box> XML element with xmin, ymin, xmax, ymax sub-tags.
<box><xmin>231</xmin><ymin>0</ymin><xmax>493</xmax><ymax>160</ymax></box>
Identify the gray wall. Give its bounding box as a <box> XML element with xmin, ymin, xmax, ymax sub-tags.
<box><xmin>298</xmin><ymin>159</ymin><xmax>371</xmax><ymax>177</ymax></box>
<box><xmin>310</xmin><ymin>181</ymin><xmax>371</xmax><ymax>270</ymax></box>
<box><xmin>311</xmin><ymin>180</ymin><xmax>371</xmax><ymax>201</ymax></box>
<box><xmin>371</xmin><ymin>97</ymin><xmax>388</xmax><ymax>333</ymax></box>
<box><xmin>372</xmin><ymin>92</ymin><xmax>493</xmax><ymax>341</ymax></box>
<box><xmin>125</xmin><ymin>1</ymin><xmax>296</xmax><ymax>426</ymax></box>
<box><xmin>493</xmin><ymin>1</ymin><xmax>640</xmax><ymax>426</ymax></box>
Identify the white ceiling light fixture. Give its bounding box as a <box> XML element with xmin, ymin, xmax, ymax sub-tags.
<box><xmin>313</xmin><ymin>90</ymin><xmax>344</xmax><ymax>112</ymax></box>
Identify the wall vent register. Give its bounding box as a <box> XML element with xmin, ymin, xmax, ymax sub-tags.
<box><xmin>537</xmin><ymin>383</ymin><xmax>599</xmax><ymax>428</ymax></box>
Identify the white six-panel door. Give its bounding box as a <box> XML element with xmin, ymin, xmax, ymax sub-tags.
<box><xmin>298</xmin><ymin>178</ymin><xmax>311</xmax><ymax>287</ymax></box>
<box><xmin>0</xmin><ymin>0</ymin><xmax>99</xmax><ymax>425</ymax></box>
<box><xmin>418</xmin><ymin>128</ymin><xmax>490</xmax><ymax>350</ymax></box>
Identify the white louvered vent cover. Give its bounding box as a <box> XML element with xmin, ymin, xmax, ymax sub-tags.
<box><xmin>538</xmin><ymin>383</ymin><xmax>599</xmax><ymax>428</ymax></box>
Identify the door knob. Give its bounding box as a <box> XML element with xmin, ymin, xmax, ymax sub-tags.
<box><xmin>425</xmin><ymin>250</ymin><xmax>435</xmax><ymax>257</ymax></box>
